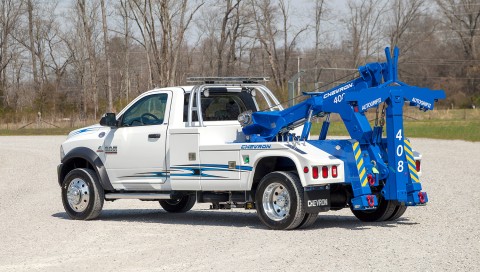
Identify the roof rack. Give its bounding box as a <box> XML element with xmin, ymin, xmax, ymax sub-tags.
<box><xmin>186</xmin><ymin>77</ymin><xmax>269</xmax><ymax>84</ymax></box>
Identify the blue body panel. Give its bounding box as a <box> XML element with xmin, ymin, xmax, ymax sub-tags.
<box><xmin>307</xmin><ymin>140</ymin><xmax>360</xmax><ymax>187</ymax></box>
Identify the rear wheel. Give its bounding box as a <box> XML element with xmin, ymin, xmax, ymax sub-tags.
<box><xmin>159</xmin><ymin>194</ymin><xmax>196</xmax><ymax>213</ymax></box>
<box><xmin>387</xmin><ymin>203</ymin><xmax>407</xmax><ymax>221</ymax></box>
<box><xmin>297</xmin><ymin>213</ymin><xmax>318</xmax><ymax>229</ymax></box>
<box><xmin>350</xmin><ymin>196</ymin><xmax>397</xmax><ymax>222</ymax></box>
<box><xmin>62</xmin><ymin>168</ymin><xmax>104</xmax><ymax>220</ymax></box>
<box><xmin>255</xmin><ymin>171</ymin><xmax>306</xmax><ymax>230</ymax></box>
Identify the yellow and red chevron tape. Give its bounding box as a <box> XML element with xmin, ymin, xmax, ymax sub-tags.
<box><xmin>404</xmin><ymin>139</ymin><xmax>419</xmax><ymax>183</ymax></box>
<box><xmin>353</xmin><ymin>142</ymin><xmax>368</xmax><ymax>187</ymax></box>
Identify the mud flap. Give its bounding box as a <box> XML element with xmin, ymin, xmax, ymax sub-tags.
<box><xmin>304</xmin><ymin>185</ymin><xmax>330</xmax><ymax>213</ymax></box>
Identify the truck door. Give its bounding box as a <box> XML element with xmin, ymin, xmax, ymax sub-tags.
<box><xmin>102</xmin><ymin>91</ymin><xmax>172</xmax><ymax>190</ymax></box>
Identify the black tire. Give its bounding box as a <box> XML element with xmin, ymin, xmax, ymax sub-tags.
<box><xmin>62</xmin><ymin>168</ymin><xmax>104</xmax><ymax>220</ymax></box>
<box><xmin>159</xmin><ymin>194</ymin><xmax>196</xmax><ymax>213</ymax></box>
<box><xmin>387</xmin><ymin>203</ymin><xmax>407</xmax><ymax>221</ymax></box>
<box><xmin>255</xmin><ymin>171</ymin><xmax>306</xmax><ymax>230</ymax></box>
<box><xmin>297</xmin><ymin>213</ymin><xmax>318</xmax><ymax>229</ymax></box>
<box><xmin>350</xmin><ymin>196</ymin><xmax>397</xmax><ymax>222</ymax></box>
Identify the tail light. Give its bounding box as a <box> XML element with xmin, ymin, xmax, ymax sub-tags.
<box><xmin>303</xmin><ymin>166</ymin><xmax>309</xmax><ymax>173</ymax></box>
<box><xmin>312</xmin><ymin>166</ymin><xmax>319</xmax><ymax>179</ymax></box>
<box><xmin>331</xmin><ymin>165</ymin><xmax>338</xmax><ymax>178</ymax></box>
<box><xmin>322</xmin><ymin>166</ymin><xmax>328</xmax><ymax>178</ymax></box>
<box><xmin>415</xmin><ymin>160</ymin><xmax>421</xmax><ymax>172</ymax></box>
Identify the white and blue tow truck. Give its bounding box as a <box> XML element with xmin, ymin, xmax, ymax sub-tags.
<box><xmin>57</xmin><ymin>47</ymin><xmax>445</xmax><ymax>230</ymax></box>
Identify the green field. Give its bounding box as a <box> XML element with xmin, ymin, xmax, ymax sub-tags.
<box><xmin>0</xmin><ymin>127</ymin><xmax>73</xmax><ymax>136</ymax></box>
<box><xmin>311</xmin><ymin>119</ymin><xmax>480</xmax><ymax>142</ymax></box>
<box><xmin>1</xmin><ymin>118</ymin><xmax>479</xmax><ymax>142</ymax></box>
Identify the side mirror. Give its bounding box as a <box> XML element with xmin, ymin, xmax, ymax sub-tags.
<box><xmin>100</xmin><ymin>113</ymin><xmax>117</xmax><ymax>127</ymax></box>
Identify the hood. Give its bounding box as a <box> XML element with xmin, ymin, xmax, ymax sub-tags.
<box><xmin>67</xmin><ymin>124</ymin><xmax>103</xmax><ymax>139</ymax></box>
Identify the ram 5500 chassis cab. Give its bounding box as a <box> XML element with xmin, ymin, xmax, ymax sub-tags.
<box><xmin>58</xmin><ymin>47</ymin><xmax>445</xmax><ymax>230</ymax></box>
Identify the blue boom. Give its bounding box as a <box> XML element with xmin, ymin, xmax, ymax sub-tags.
<box><xmin>242</xmin><ymin>47</ymin><xmax>446</xmax><ymax>210</ymax></box>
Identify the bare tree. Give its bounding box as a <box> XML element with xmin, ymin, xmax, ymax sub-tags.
<box><xmin>345</xmin><ymin>0</ymin><xmax>387</xmax><ymax>66</ymax></box>
<box><xmin>0</xmin><ymin>0</ymin><xmax>24</xmax><ymax>109</ymax></box>
<box><xmin>251</xmin><ymin>0</ymin><xmax>307</xmax><ymax>92</ymax></box>
<box><xmin>160</xmin><ymin>0</ymin><xmax>205</xmax><ymax>85</ymax></box>
<box><xmin>77</xmin><ymin>0</ymin><xmax>99</xmax><ymax>119</ymax></box>
<box><xmin>215</xmin><ymin>0</ymin><xmax>241</xmax><ymax>76</ymax></box>
<box><xmin>436</xmin><ymin>0</ymin><xmax>480</xmax><ymax>60</ymax></box>
<box><xmin>45</xmin><ymin>23</ymin><xmax>72</xmax><ymax>117</ymax></box>
<box><xmin>100</xmin><ymin>0</ymin><xmax>113</xmax><ymax>112</ymax></box>
<box><xmin>313</xmin><ymin>0</ymin><xmax>327</xmax><ymax>85</ymax></box>
<box><xmin>387</xmin><ymin>0</ymin><xmax>425</xmax><ymax>51</ymax></box>
<box><xmin>118</xmin><ymin>0</ymin><xmax>132</xmax><ymax>102</ymax></box>
<box><xmin>436</xmin><ymin>0</ymin><xmax>480</xmax><ymax>102</ymax></box>
<box><xmin>27</xmin><ymin>0</ymin><xmax>39</xmax><ymax>87</ymax></box>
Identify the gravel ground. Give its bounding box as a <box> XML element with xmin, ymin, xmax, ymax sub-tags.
<box><xmin>0</xmin><ymin>136</ymin><xmax>479</xmax><ymax>271</ymax></box>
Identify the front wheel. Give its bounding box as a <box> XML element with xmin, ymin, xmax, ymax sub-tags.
<box><xmin>255</xmin><ymin>171</ymin><xmax>306</xmax><ymax>230</ymax></box>
<box><xmin>62</xmin><ymin>168</ymin><xmax>104</xmax><ymax>220</ymax></box>
<box><xmin>159</xmin><ymin>194</ymin><xmax>196</xmax><ymax>213</ymax></box>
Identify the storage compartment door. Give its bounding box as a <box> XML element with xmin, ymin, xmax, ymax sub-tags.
<box><xmin>200</xmin><ymin>150</ymin><xmax>241</xmax><ymax>191</ymax></box>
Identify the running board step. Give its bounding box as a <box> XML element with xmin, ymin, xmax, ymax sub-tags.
<box><xmin>105</xmin><ymin>193</ymin><xmax>172</xmax><ymax>200</ymax></box>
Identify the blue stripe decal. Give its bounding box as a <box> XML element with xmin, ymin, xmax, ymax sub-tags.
<box><xmin>285</xmin><ymin>144</ymin><xmax>307</xmax><ymax>154</ymax></box>
<box><xmin>121</xmin><ymin>163</ymin><xmax>253</xmax><ymax>179</ymax></box>
<box><xmin>71</xmin><ymin>128</ymin><xmax>95</xmax><ymax>135</ymax></box>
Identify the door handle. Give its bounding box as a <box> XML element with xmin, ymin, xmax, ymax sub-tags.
<box><xmin>148</xmin><ymin>133</ymin><xmax>161</xmax><ymax>139</ymax></box>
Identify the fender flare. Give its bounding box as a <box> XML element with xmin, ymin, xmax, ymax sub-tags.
<box><xmin>247</xmin><ymin>151</ymin><xmax>306</xmax><ymax>190</ymax></box>
<box><xmin>59</xmin><ymin>147</ymin><xmax>114</xmax><ymax>191</ymax></box>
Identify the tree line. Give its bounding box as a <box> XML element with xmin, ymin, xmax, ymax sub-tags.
<box><xmin>0</xmin><ymin>0</ymin><xmax>479</xmax><ymax>124</ymax></box>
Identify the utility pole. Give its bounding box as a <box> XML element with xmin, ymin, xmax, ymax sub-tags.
<box><xmin>297</xmin><ymin>56</ymin><xmax>302</xmax><ymax>96</ymax></box>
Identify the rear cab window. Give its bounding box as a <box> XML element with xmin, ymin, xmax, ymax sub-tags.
<box><xmin>183</xmin><ymin>89</ymin><xmax>259</xmax><ymax>122</ymax></box>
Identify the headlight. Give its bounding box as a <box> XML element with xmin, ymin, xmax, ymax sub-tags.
<box><xmin>60</xmin><ymin>146</ymin><xmax>65</xmax><ymax>161</ymax></box>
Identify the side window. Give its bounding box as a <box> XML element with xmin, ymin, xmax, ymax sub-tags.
<box><xmin>183</xmin><ymin>92</ymin><xmax>258</xmax><ymax>122</ymax></box>
<box><xmin>121</xmin><ymin>93</ymin><xmax>168</xmax><ymax>127</ymax></box>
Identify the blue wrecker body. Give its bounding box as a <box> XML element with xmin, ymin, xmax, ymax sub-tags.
<box><xmin>241</xmin><ymin>47</ymin><xmax>446</xmax><ymax>211</ymax></box>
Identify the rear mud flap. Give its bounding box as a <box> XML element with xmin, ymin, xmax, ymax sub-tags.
<box><xmin>304</xmin><ymin>185</ymin><xmax>330</xmax><ymax>213</ymax></box>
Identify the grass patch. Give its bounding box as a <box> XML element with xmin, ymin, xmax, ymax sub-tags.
<box><xmin>311</xmin><ymin>120</ymin><xmax>480</xmax><ymax>141</ymax></box>
<box><xmin>1</xmin><ymin>120</ymin><xmax>479</xmax><ymax>142</ymax></box>
<box><xmin>0</xmin><ymin>127</ymin><xmax>74</xmax><ymax>136</ymax></box>
<box><xmin>404</xmin><ymin>120</ymin><xmax>480</xmax><ymax>142</ymax></box>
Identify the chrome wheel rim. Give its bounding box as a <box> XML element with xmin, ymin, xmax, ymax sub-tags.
<box><xmin>67</xmin><ymin>178</ymin><xmax>90</xmax><ymax>212</ymax></box>
<box><xmin>262</xmin><ymin>182</ymin><xmax>290</xmax><ymax>221</ymax></box>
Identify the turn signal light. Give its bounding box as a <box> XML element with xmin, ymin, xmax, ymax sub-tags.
<box><xmin>415</xmin><ymin>160</ymin><xmax>421</xmax><ymax>172</ymax></box>
<box><xmin>303</xmin><ymin>167</ymin><xmax>309</xmax><ymax>173</ymax></box>
<box><xmin>331</xmin><ymin>165</ymin><xmax>338</xmax><ymax>178</ymax></box>
<box><xmin>322</xmin><ymin>166</ymin><xmax>328</xmax><ymax>178</ymax></box>
<box><xmin>312</xmin><ymin>166</ymin><xmax>319</xmax><ymax>179</ymax></box>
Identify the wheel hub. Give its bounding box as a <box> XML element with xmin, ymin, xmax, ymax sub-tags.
<box><xmin>68</xmin><ymin>188</ymin><xmax>82</xmax><ymax>205</ymax></box>
<box><xmin>276</xmin><ymin>195</ymin><xmax>287</xmax><ymax>207</ymax></box>
<box><xmin>262</xmin><ymin>182</ymin><xmax>291</xmax><ymax>221</ymax></box>
<box><xmin>67</xmin><ymin>178</ymin><xmax>90</xmax><ymax>212</ymax></box>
